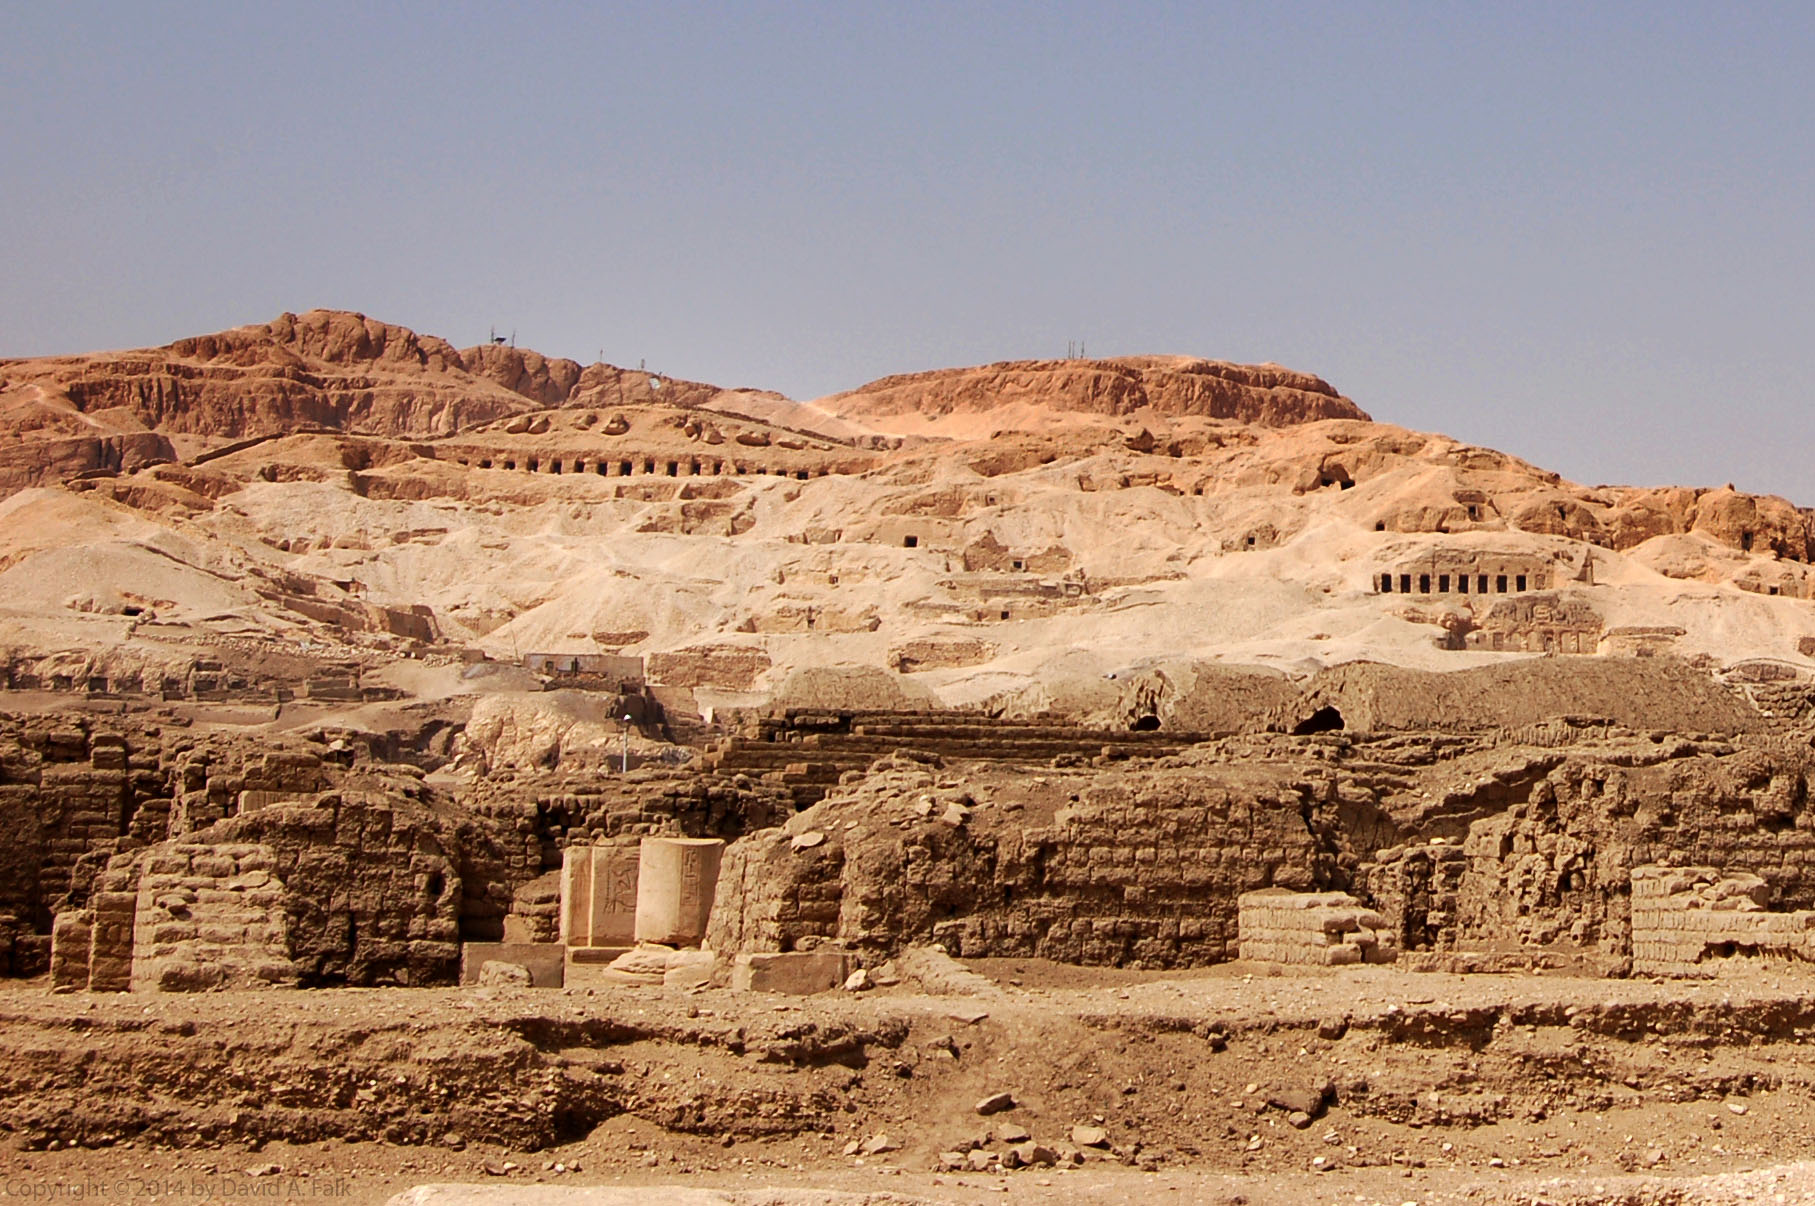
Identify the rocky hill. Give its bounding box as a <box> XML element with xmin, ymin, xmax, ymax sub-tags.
<box><xmin>0</xmin><ymin>310</ymin><xmax>743</xmax><ymax>494</ymax></box>
<box><xmin>1</xmin><ymin>309</ymin><xmax>1813</xmax><ymax>741</ymax></box>
<box><xmin>822</xmin><ymin>355</ymin><xmax>1369</xmax><ymax>428</ymax></box>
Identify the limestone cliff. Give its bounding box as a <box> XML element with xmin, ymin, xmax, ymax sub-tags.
<box><xmin>820</xmin><ymin>355</ymin><xmax>1369</xmax><ymax>427</ymax></box>
<box><xmin>0</xmin><ymin>310</ymin><xmax>757</xmax><ymax>458</ymax></box>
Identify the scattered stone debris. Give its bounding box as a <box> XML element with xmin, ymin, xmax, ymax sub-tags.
<box><xmin>975</xmin><ymin>1091</ymin><xmax>1017</xmax><ymax>1116</ymax></box>
<box><xmin>1071</xmin><ymin>1125</ymin><xmax>1110</xmax><ymax>1148</ymax></box>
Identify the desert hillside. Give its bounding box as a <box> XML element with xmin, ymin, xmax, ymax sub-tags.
<box><xmin>2</xmin><ymin>308</ymin><xmax>1812</xmax><ymax>739</ymax></box>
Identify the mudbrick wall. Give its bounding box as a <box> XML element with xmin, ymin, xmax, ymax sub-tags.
<box><xmin>0</xmin><ymin>718</ymin><xmax>166</xmax><ymax>973</ymax></box>
<box><xmin>130</xmin><ymin>842</ymin><xmax>295</xmax><ymax>991</ymax></box>
<box><xmin>708</xmin><ymin>746</ymin><xmax>1390</xmax><ymax>968</ymax></box>
<box><xmin>710</xmin><ymin>732</ymin><xmax>1815</xmax><ymax>973</ymax></box>
<box><xmin>1629</xmin><ymin>864</ymin><xmax>1815</xmax><ymax>976</ymax></box>
<box><xmin>1433</xmin><ymin>739</ymin><xmax>1815</xmax><ymax>963</ymax></box>
<box><xmin>0</xmin><ymin>713</ymin><xmax>532</xmax><ymax>988</ymax></box>
<box><xmin>1236</xmin><ymin>890</ymin><xmax>1399</xmax><ymax>965</ymax></box>
<box><xmin>537</xmin><ymin>770</ymin><xmax>794</xmax><ymax>843</ymax></box>
<box><xmin>2</xmin><ymin>711</ymin><xmax>798</xmax><ymax>989</ymax></box>
<box><xmin>15</xmin><ymin>706</ymin><xmax>1815</xmax><ymax>987</ymax></box>
<box><xmin>53</xmin><ymin>787</ymin><xmax>483</xmax><ymax>990</ymax></box>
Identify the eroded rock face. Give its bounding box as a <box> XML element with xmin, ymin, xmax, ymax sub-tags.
<box><xmin>3</xmin><ymin>313</ymin><xmax>519</xmax><ymax>445</ymax></box>
<box><xmin>456</xmin><ymin>342</ymin><xmax>584</xmax><ymax>408</ymax></box>
<box><xmin>458</xmin><ymin>692</ymin><xmax>649</xmax><ymax>773</ymax></box>
<box><xmin>1689</xmin><ymin>486</ymin><xmax>1810</xmax><ymax>560</ymax></box>
<box><xmin>0</xmin><ymin>310</ymin><xmax>755</xmax><ymax>459</ymax></box>
<box><xmin>174</xmin><ymin>310</ymin><xmax>469</xmax><ymax>372</ymax></box>
<box><xmin>0</xmin><ymin>432</ymin><xmax>177</xmax><ymax>496</ymax></box>
<box><xmin>823</xmin><ymin>355</ymin><xmax>1369</xmax><ymax>426</ymax></box>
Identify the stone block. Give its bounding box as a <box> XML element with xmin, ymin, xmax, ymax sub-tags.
<box><xmin>191</xmin><ymin>856</ymin><xmax>235</xmax><ymax>878</ymax></box>
<box><xmin>730</xmin><ymin>949</ymin><xmax>848</xmax><ymax>995</ymax></box>
<box><xmin>459</xmin><ymin>942</ymin><xmax>565</xmax><ymax>988</ymax></box>
<box><xmin>253</xmin><ymin>961</ymin><xmax>298</xmax><ymax>984</ymax></box>
<box><xmin>238</xmin><ymin>790</ymin><xmax>307</xmax><ymax>812</ymax></box>
<box><xmin>478</xmin><ymin>961</ymin><xmax>532</xmax><ymax>987</ymax></box>
<box><xmin>663</xmin><ymin>949</ymin><xmax>720</xmax><ymax>990</ymax></box>
<box><xmin>566</xmin><ymin>945</ymin><xmax>633</xmax><ymax>965</ymax></box>
<box><xmin>143</xmin><ymin>958</ymin><xmax>220</xmax><ymax>993</ymax></box>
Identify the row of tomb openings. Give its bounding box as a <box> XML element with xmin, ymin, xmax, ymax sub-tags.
<box><xmin>454</xmin><ymin>455</ymin><xmax>831</xmax><ymax>482</ymax></box>
<box><xmin>1379</xmin><ymin>571</ymin><xmax>1529</xmax><ymax>595</ymax></box>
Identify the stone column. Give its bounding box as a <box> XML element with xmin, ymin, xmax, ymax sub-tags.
<box><xmin>559</xmin><ymin>848</ymin><xmax>591</xmax><ymax>947</ymax></box>
<box><xmin>560</xmin><ymin>844</ymin><xmax>640</xmax><ymax>947</ymax></box>
<box><xmin>634</xmin><ymin>838</ymin><xmax>725</xmax><ymax>946</ymax></box>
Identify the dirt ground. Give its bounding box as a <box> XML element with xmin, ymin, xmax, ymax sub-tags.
<box><xmin>6</xmin><ymin>958</ymin><xmax>1815</xmax><ymax>1205</ymax></box>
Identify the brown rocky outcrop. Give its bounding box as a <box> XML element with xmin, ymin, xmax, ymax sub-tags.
<box><xmin>457</xmin><ymin>342</ymin><xmax>584</xmax><ymax>407</ymax></box>
<box><xmin>565</xmin><ymin>361</ymin><xmax>729</xmax><ymax>412</ymax></box>
<box><xmin>0</xmin><ymin>312</ymin><xmax>766</xmax><ymax>500</ymax></box>
<box><xmin>0</xmin><ymin>432</ymin><xmax>176</xmax><ymax>495</ymax></box>
<box><xmin>1687</xmin><ymin>486</ymin><xmax>1810</xmax><ymax>560</ymax></box>
<box><xmin>1597</xmin><ymin>485</ymin><xmax>1810</xmax><ymax>559</ymax></box>
<box><xmin>823</xmin><ymin>355</ymin><xmax>1369</xmax><ymax>426</ymax></box>
<box><xmin>1508</xmin><ymin>493</ymin><xmax>1609</xmax><ymax>544</ymax></box>
<box><xmin>171</xmin><ymin>309</ymin><xmax>468</xmax><ymax>372</ymax></box>
<box><xmin>2</xmin><ymin>311</ymin><xmax>528</xmax><ymax>447</ymax></box>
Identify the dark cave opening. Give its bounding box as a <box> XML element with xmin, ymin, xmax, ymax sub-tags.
<box><xmin>1292</xmin><ymin>706</ymin><xmax>1346</xmax><ymax>735</ymax></box>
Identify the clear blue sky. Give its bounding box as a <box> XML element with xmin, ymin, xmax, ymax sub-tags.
<box><xmin>5</xmin><ymin>3</ymin><xmax>1812</xmax><ymax>501</ymax></box>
